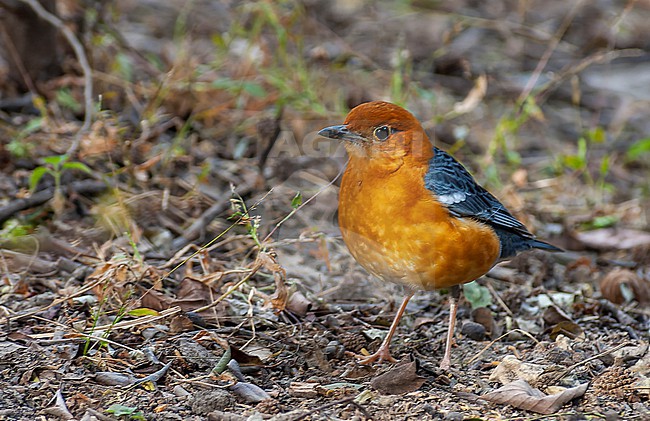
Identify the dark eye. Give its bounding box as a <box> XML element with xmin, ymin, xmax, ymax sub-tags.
<box><xmin>373</xmin><ymin>126</ymin><xmax>391</xmax><ymax>141</ymax></box>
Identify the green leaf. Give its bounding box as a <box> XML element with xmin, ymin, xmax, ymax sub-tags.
<box><xmin>128</xmin><ymin>308</ymin><xmax>159</xmax><ymax>317</ymax></box>
<box><xmin>291</xmin><ymin>192</ymin><xmax>302</xmax><ymax>209</ymax></box>
<box><xmin>55</xmin><ymin>88</ymin><xmax>81</xmax><ymax>113</ymax></box>
<box><xmin>212</xmin><ymin>77</ymin><xmax>237</xmax><ymax>90</ymax></box>
<box><xmin>627</xmin><ymin>137</ymin><xmax>650</xmax><ymax>160</ymax></box>
<box><xmin>591</xmin><ymin>215</ymin><xmax>618</xmax><ymax>229</ymax></box>
<box><xmin>106</xmin><ymin>404</ymin><xmax>145</xmax><ymax>420</ymax></box>
<box><xmin>29</xmin><ymin>166</ymin><xmax>50</xmax><ymax>192</ymax></box>
<box><xmin>587</xmin><ymin>127</ymin><xmax>606</xmax><ymax>143</ymax></box>
<box><xmin>62</xmin><ymin>161</ymin><xmax>93</xmax><ymax>174</ymax></box>
<box><xmin>577</xmin><ymin>137</ymin><xmax>587</xmax><ymax>159</ymax></box>
<box><xmin>22</xmin><ymin>117</ymin><xmax>44</xmax><ymax>134</ymax></box>
<box><xmin>463</xmin><ymin>281</ymin><xmax>492</xmax><ymax>309</ymax></box>
<box><xmin>241</xmin><ymin>81</ymin><xmax>266</xmax><ymax>98</ymax></box>
<box><xmin>599</xmin><ymin>155</ymin><xmax>610</xmax><ymax>177</ymax></box>
<box><xmin>43</xmin><ymin>154</ymin><xmax>68</xmax><ymax>167</ymax></box>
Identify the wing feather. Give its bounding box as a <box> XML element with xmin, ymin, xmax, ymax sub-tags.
<box><xmin>424</xmin><ymin>147</ymin><xmax>533</xmax><ymax>238</ymax></box>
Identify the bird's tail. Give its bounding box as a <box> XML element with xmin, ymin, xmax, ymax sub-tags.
<box><xmin>530</xmin><ymin>239</ymin><xmax>563</xmax><ymax>253</ymax></box>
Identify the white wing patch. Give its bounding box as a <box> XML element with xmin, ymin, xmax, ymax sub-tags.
<box><xmin>437</xmin><ymin>191</ymin><xmax>467</xmax><ymax>205</ymax></box>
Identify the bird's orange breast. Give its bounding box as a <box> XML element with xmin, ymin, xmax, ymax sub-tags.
<box><xmin>339</xmin><ymin>155</ymin><xmax>500</xmax><ymax>290</ymax></box>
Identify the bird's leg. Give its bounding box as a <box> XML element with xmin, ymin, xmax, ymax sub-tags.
<box><xmin>355</xmin><ymin>290</ymin><xmax>415</xmax><ymax>365</ymax></box>
<box><xmin>440</xmin><ymin>285</ymin><xmax>461</xmax><ymax>370</ymax></box>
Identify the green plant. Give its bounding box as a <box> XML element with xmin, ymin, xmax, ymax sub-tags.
<box><xmin>463</xmin><ymin>281</ymin><xmax>492</xmax><ymax>309</ymax></box>
<box><xmin>483</xmin><ymin>97</ymin><xmax>544</xmax><ymax>187</ymax></box>
<box><xmin>6</xmin><ymin>117</ymin><xmax>43</xmax><ymax>158</ymax></box>
<box><xmin>106</xmin><ymin>404</ymin><xmax>145</xmax><ymax>420</ymax></box>
<box><xmin>626</xmin><ymin>137</ymin><xmax>650</xmax><ymax>161</ymax></box>
<box><xmin>230</xmin><ymin>191</ymin><xmax>263</xmax><ymax>248</ymax></box>
<box><xmin>560</xmin><ymin>126</ymin><xmax>611</xmax><ymax>192</ymax></box>
<box><xmin>29</xmin><ymin>154</ymin><xmax>93</xmax><ymax>214</ymax></box>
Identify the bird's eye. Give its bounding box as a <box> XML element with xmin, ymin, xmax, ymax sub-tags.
<box><xmin>373</xmin><ymin>126</ymin><xmax>391</xmax><ymax>141</ymax></box>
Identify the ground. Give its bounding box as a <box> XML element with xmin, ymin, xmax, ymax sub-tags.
<box><xmin>1</xmin><ymin>0</ymin><xmax>650</xmax><ymax>420</ymax></box>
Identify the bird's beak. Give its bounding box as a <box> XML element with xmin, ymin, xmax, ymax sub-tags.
<box><xmin>318</xmin><ymin>125</ymin><xmax>367</xmax><ymax>144</ymax></box>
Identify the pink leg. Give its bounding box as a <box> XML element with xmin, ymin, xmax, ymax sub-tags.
<box><xmin>440</xmin><ymin>286</ymin><xmax>460</xmax><ymax>370</ymax></box>
<box><xmin>355</xmin><ymin>291</ymin><xmax>415</xmax><ymax>365</ymax></box>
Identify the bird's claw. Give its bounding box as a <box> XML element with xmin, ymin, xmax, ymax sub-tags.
<box><xmin>349</xmin><ymin>346</ymin><xmax>397</xmax><ymax>365</ymax></box>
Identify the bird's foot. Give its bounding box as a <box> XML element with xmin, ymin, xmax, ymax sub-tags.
<box><xmin>439</xmin><ymin>355</ymin><xmax>451</xmax><ymax>370</ymax></box>
<box><xmin>349</xmin><ymin>345</ymin><xmax>397</xmax><ymax>365</ymax></box>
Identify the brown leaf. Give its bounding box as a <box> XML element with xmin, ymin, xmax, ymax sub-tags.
<box><xmin>548</xmin><ymin>321</ymin><xmax>584</xmax><ymax>341</ymax></box>
<box><xmin>600</xmin><ymin>268</ymin><xmax>650</xmax><ymax>304</ymax></box>
<box><xmin>542</xmin><ymin>305</ymin><xmax>573</xmax><ymax>325</ymax></box>
<box><xmin>370</xmin><ymin>360</ymin><xmax>426</xmax><ymax>395</ymax></box>
<box><xmin>575</xmin><ymin>228</ymin><xmax>650</xmax><ymax>250</ymax></box>
<box><xmin>288</xmin><ymin>382</ymin><xmax>319</xmax><ymax>398</ymax></box>
<box><xmin>481</xmin><ymin>379</ymin><xmax>588</xmax><ymax>414</ymax></box>
<box><xmin>286</xmin><ymin>290</ymin><xmax>312</xmax><ymax>316</ymax></box>
<box><xmin>169</xmin><ymin>314</ymin><xmax>195</xmax><ymax>334</ymax></box>
<box><xmin>259</xmin><ymin>251</ymin><xmax>288</xmax><ymax>313</ymax></box>
<box><xmin>230</xmin><ymin>345</ymin><xmax>264</xmax><ymax>366</ymax></box>
<box><xmin>489</xmin><ymin>356</ymin><xmax>545</xmax><ymax>385</ymax></box>
<box><xmin>472</xmin><ymin>307</ymin><xmax>495</xmax><ymax>336</ymax></box>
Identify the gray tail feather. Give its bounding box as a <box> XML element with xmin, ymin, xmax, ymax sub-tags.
<box><xmin>530</xmin><ymin>239</ymin><xmax>563</xmax><ymax>253</ymax></box>
<box><xmin>494</xmin><ymin>227</ymin><xmax>563</xmax><ymax>259</ymax></box>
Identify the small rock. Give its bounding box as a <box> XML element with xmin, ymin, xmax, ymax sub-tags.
<box><xmin>324</xmin><ymin>340</ymin><xmax>345</xmax><ymax>360</ymax></box>
<box><xmin>190</xmin><ymin>389</ymin><xmax>234</xmax><ymax>415</ymax></box>
<box><xmin>461</xmin><ymin>321</ymin><xmax>486</xmax><ymax>340</ymax></box>
<box><xmin>445</xmin><ymin>411</ymin><xmax>463</xmax><ymax>421</ymax></box>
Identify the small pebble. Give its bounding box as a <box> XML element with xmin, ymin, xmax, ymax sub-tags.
<box><xmin>461</xmin><ymin>321</ymin><xmax>486</xmax><ymax>340</ymax></box>
<box><xmin>445</xmin><ymin>411</ymin><xmax>463</xmax><ymax>421</ymax></box>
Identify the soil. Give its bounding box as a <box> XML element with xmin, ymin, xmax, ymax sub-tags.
<box><xmin>1</xmin><ymin>1</ymin><xmax>650</xmax><ymax>420</ymax></box>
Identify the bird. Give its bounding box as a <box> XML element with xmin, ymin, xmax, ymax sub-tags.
<box><xmin>318</xmin><ymin>101</ymin><xmax>562</xmax><ymax>369</ymax></box>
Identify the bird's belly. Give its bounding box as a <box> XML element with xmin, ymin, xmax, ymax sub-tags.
<box><xmin>339</xmin><ymin>176</ymin><xmax>500</xmax><ymax>290</ymax></box>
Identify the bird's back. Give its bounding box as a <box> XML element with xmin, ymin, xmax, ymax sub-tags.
<box><xmin>424</xmin><ymin>147</ymin><xmax>562</xmax><ymax>259</ymax></box>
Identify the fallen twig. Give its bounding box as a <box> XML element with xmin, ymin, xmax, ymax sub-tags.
<box><xmin>19</xmin><ymin>0</ymin><xmax>94</xmax><ymax>155</ymax></box>
<box><xmin>0</xmin><ymin>179</ymin><xmax>107</xmax><ymax>225</ymax></box>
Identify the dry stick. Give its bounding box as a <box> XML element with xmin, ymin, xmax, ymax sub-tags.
<box><xmin>262</xmin><ymin>158</ymin><xmax>347</xmax><ymax>243</ymax></box>
<box><xmin>486</xmin><ymin>280</ymin><xmax>515</xmax><ymax>319</ymax></box>
<box><xmin>536</xmin><ymin>48</ymin><xmax>644</xmax><ymax>104</ymax></box>
<box><xmin>517</xmin><ymin>0</ymin><xmax>583</xmax><ymax>104</ymax></box>
<box><xmin>19</xmin><ymin>0</ymin><xmax>94</xmax><ymax>155</ymax></box>
<box><xmin>4</xmin><ymin>275</ymin><xmax>106</xmax><ymax>323</ymax></box>
<box><xmin>547</xmin><ymin>341</ymin><xmax>632</xmax><ymax>384</ymax></box>
<box><xmin>291</xmin><ymin>396</ymin><xmax>357</xmax><ymax>421</ymax></box>
<box><xmin>0</xmin><ymin>24</ymin><xmax>37</xmax><ymax>93</ymax></box>
<box><xmin>466</xmin><ymin>328</ymin><xmax>540</xmax><ymax>366</ymax></box>
<box><xmin>0</xmin><ymin>180</ymin><xmax>107</xmax><ymax>225</ymax></box>
<box><xmin>191</xmin><ymin>260</ymin><xmax>263</xmax><ymax>314</ymax></box>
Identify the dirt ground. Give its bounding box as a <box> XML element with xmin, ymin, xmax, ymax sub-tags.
<box><xmin>1</xmin><ymin>0</ymin><xmax>650</xmax><ymax>420</ymax></box>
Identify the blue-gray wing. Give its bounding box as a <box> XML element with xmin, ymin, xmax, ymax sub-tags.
<box><xmin>424</xmin><ymin>147</ymin><xmax>532</xmax><ymax>238</ymax></box>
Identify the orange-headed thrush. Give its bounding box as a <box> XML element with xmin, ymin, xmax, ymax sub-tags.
<box><xmin>319</xmin><ymin>101</ymin><xmax>561</xmax><ymax>369</ymax></box>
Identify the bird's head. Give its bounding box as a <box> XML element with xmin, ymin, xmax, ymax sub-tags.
<box><xmin>319</xmin><ymin>101</ymin><xmax>433</xmax><ymax>165</ymax></box>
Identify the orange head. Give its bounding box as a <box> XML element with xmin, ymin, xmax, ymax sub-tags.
<box><xmin>319</xmin><ymin>101</ymin><xmax>433</xmax><ymax>164</ymax></box>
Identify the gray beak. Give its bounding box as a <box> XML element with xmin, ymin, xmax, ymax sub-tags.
<box><xmin>318</xmin><ymin>125</ymin><xmax>367</xmax><ymax>143</ymax></box>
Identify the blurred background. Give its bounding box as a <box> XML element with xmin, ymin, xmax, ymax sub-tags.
<box><xmin>1</xmin><ymin>0</ymin><xmax>650</xmax><ymax>418</ymax></box>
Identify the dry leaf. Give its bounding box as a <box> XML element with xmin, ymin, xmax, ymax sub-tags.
<box><xmin>489</xmin><ymin>356</ymin><xmax>545</xmax><ymax>385</ymax></box>
<box><xmin>288</xmin><ymin>382</ymin><xmax>319</xmax><ymax>398</ymax></box>
<box><xmin>259</xmin><ymin>251</ymin><xmax>289</xmax><ymax>313</ymax></box>
<box><xmin>229</xmin><ymin>382</ymin><xmax>270</xmax><ymax>403</ymax></box>
<box><xmin>370</xmin><ymin>360</ymin><xmax>426</xmax><ymax>395</ymax></box>
<box><xmin>286</xmin><ymin>290</ymin><xmax>312</xmax><ymax>316</ymax></box>
<box><xmin>548</xmin><ymin>320</ymin><xmax>584</xmax><ymax>341</ymax></box>
<box><xmin>482</xmin><ymin>379</ymin><xmax>588</xmax><ymax>414</ymax></box>
<box><xmin>169</xmin><ymin>314</ymin><xmax>195</xmax><ymax>334</ymax></box>
<box><xmin>575</xmin><ymin>228</ymin><xmax>650</xmax><ymax>250</ymax></box>
<box><xmin>453</xmin><ymin>74</ymin><xmax>487</xmax><ymax>115</ymax></box>
<box><xmin>600</xmin><ymin>268</ymin><xmax>650</xmax><ymax>304</ymax></box>
<box><xmin>472</xmin><ymin>307</ymin><xmax>495</xmax><ymax>336</ymax></box>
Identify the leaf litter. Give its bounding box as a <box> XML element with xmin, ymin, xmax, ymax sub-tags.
<box><xmin>1</xmin><ymin>0</ymin><xmax>650</xmax><ymax>420</ymax></box>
